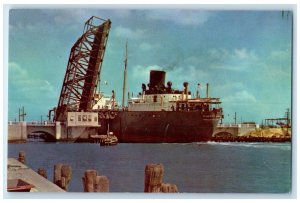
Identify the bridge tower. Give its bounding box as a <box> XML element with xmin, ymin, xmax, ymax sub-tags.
<box><xmin>53</xmin><ymin>16</ymin><xmax>111</xmax><ymax>122</ymax></box>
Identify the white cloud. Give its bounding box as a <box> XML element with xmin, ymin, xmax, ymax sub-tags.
<box><xmin>208</xmin><ymin>48</ymin><xmax>258</xmax><ymax>71</ymax></box>
<box><xmin>129</xmin><ymin>64</ymin><xmax>209</xmax><ymax>94</ymax></box>
<box><xmin>9</xmin><ymin>62</ymin><xmax>55</xmax><ymax>95</ymax></box>
<box><xmin>114</xmin><ymin>26</ymin><xmax>145</xmax><ymax>39</ymax></box>
<box><xmin>52</xmin><ymin>9</ymin><xmax>132</xmax><ymax>25</ymax></box>
<box><xmin>138</xmin><ymin>42</ymin><xmax>159</xmax><ymax>51</ymax></box>
<box><xmin>146</xmin><ymin>10</ymin><xmax>212</xmax><ymax>26</ymax></box>
<box><xmin>40</xmin><ymin>80</ymin><xmax>54</xmax><ymax>92</ymax></box>
<box><xmin>9</xmin><ymin>62</ymin><xmax>27</xmax><ymax>81</ymax></box>
<box><xmin>9</xmin><ymin>21</ymin><xmax>37</xmax><ymax>32</ymax></box>
<box><xmin>256</xmin><ymin>49</ymin><xmax>291</xmax><ymax>81</ymax></box>
<box><xmin>184</xmin><ymin>48</ymin><xmax>259</xmax><ymax>72</ymax></box>
<box><xmin>208</xmin><ymin>48</ymin><xmax>257</xmax><ymax>62</ymax></box>
<box><xmin>214</xmin><ymin>82</ymin><xmax>245</xmax><ymax>94</ymax></box>
<box><xmin>139</xmin><ymin>42</ymin><xmax>152</xmax><ymax>51</ymax></box>
<box><xmin>171</xmin><ymin>65</ymin><xmax>208</xmax><ymax>80</ymax></box>
<box><xmin>131</xmin><ymin>64</ymin><xmax>163</xmax><ymax>84</ymax></box>
<box><xmin>111</xmin><ymin>10</ymin><xmax>133</xmax><ymax>19</ymax></box>
<box><xmin>223</xmin><ymin>90</ymin><xmax>257</xmax><ymax>104</ymax></box>
<box><xmin>233</xmin><ymin>48</ymin><xmax>257</xmax><ymax>60</ymax></box>
<box><xmin>270</xmin><ymin>50</ymin><xmax>290</xmax><ymax>60</ymax></box>
<box><xmin>51</xmin><ymin>10</ymin><xmax>94</xmax><ymax>25</ymax></box>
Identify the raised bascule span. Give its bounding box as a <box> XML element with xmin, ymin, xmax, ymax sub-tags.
<box><xmin>53</xmin><ymin>16</ymin><xmax>111</xmax><ymax>122</ymax></box>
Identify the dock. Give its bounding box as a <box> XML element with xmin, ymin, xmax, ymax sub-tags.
<box><xmin>7</xmin><ymin>158</ymin><xmax>65</xmax><ymax>192</ymax></box>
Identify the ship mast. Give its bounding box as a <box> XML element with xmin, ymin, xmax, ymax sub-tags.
<box><xmin>122</xmin><ymin>40</ymin><xmax>128</xmax><ymax>109</ymax></box>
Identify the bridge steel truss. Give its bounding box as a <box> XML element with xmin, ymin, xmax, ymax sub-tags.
<box><xmin>54</xmin><ymin>16</ymin><xmax>111</xmax><ymax>122</ymax></box>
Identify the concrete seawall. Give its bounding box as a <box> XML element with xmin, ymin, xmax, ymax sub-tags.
<box><xmin>8</xmin><ymin>122</ymin><xmax>27</xmax><ymax>142</ymax></box>
<box><xmin>7</xmin><ymin>158</ymin><xmax>65</xmax><ymax>192</ymax></box>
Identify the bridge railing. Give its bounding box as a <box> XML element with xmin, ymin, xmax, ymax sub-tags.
<box><xmin>217</xmin><ymin>123</ymin><xmax>259</xmax><ymax>128</ymax></box>
<box><xmin>27</xmin><ymin>121</ymin><xmax>56</xmax><ymax>126</ymax></box>
<box><xmin>8</xmin><ymin>121</ymin><xmax>56</xmax><ymax>126</ymax></box>
<box><xmin>217</xmin><ymin>124</ymin><xmax>239</xmax><ymax>128</ymax></box>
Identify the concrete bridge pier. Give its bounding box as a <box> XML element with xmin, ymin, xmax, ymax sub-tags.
<box><xmin>20</xmin><ymin>121</ymin><xmax>27</xmax><ymax>140</ymax></box>
<box><xmin>55</xmin><ymin>122</ymin><xmax>61</xmax><ymax>140</ymax></box>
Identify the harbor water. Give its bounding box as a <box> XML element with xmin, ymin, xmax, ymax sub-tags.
<box><xmin>7</xmin><ymin>142</ymin><xmax>291</xmax><ymax>193</ymax></box>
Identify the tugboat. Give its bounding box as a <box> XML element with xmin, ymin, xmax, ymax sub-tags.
<box><xmin>99</xmin><ymin>132</ymin><xmax>118</xmax><ymax>146</ymax></box>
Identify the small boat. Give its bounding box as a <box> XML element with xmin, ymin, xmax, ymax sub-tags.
<box><xmin>99</xmin><ymin>132</ymin><xmax>118</xmax><ymax>146</ymax></box>
<box><xmin>7</xmin><ymin>179</ymin><xmax>34</xmax><ymax>192</ymax></box>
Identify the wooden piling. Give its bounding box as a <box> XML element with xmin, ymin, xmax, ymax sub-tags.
<box><xmin>144</xmin><ymin>163</ymin><xmax>179</xmax><ymax>193</ymax></box>
<box><xmin>37</xmin><ymin>168</ymin><xmax>47</xmax><ymax>179</ymax></box>
<box><xmin>54</xmin><ymin>163</ymin><xmax>62</xmax><ymax>185</ymax></box>
<box><xmin>18</xmin><ymin>151</ymin><xmax>26</xmax><ymax>164</ymax></box>
<box><xmin>53</xmin><ymin>163</ymin><xmax>72</xmax><ymax>191</ymax></box>
<box><xmin>61</xmin><ymin>165</ymin><xmax>72</xmax><ymax>191</ymax></box>
<box><xmin>94</xmin><ymin>176</ymin><xmax>109</xmax><ymax>192</ymax></box>
<box><xmin>144</xmin><ymin>163</ymin><xmax>164</xmax><ymax>192</ymax></box>
<box><xmin>83</xmin><ymin>169</ymin><xmax>97</xmax><ymax>192</ymax></box>
<box><xmin>161</xmin><ymin>183</ymin><xmax>178</xmax><ymax>193</ymax></box>
<box><xmin>82</xmin><ymin>169</ymin><xmax>109</xmax><ymax>192</ymax></box>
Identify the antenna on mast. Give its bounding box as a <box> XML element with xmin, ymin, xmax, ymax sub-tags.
<box><xmin>122</xmin><ymin>40</ymin><xmax>128</xmax><ymax>109</ymax></box>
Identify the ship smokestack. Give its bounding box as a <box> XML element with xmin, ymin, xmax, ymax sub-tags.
<box><xmin>206</xmin><ymin>83</ymin><xmax>209</xmax><ymax>98</ymax></box>
<box><xmin>196</xmin><ymin>83</ymin><xmax>200</xmax><ymax>99</ymax></box>
<box><xmin>149</xmin><ymin>70</ymin><xmax>166</xmax><ymax>90</ymax></box>
<box><xmin>167</xmin><ymin>81</ymin><xmax>172</xmax><ymax>93</ymax></box>
<box><xmin>183</xmin><ymin>82</ymin><xmax>189</xmax><ymax>100</ymax></box>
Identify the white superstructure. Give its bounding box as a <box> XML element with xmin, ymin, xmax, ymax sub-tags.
<box><xmin>128</xmin><ymin>92</ymin><xmax>192</xmax><ymax>111</ymax></box>
<box><xmin>92</xmin><ymin>92</ymin><xmax>118</xmax><ymax>110</ymax></box>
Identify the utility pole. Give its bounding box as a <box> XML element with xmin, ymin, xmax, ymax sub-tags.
<box><xmin>19</xmin><ymin>106</ymin><xmax>26</xmax><ymax>122</ymax></box>
<box><xmin>122</xmin><ymin>40</ymin><xmax>128</xmax><ymax>109</ymax></box>
<box><xmin>234</xmin><ymin>112</ymin><xmax>237</xmax><ymax>125</ymax></box>
<box><xmin>286</xmin><ymin>108</ymin><xmax>290</xmax><ymax>126</ymax></box>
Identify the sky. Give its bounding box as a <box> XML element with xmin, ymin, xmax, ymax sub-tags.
<box><xmin>7</xmin><ymin>8</ymin><xmax>292</xmax><ymax>124</ymax></box>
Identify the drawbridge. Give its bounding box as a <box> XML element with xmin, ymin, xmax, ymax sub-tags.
<box><xmin>53</xmin><ymin>16</ymin><xmax>111</xmax><ymax>122</ymax></box>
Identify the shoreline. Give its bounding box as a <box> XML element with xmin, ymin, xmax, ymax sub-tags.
<box><xmin>211</xmin><ymin>136</ymin><xmax>291</xmax><ymax>143</ymax></box>
<box><xmin>8</xmin><ymin>139</ymin><xmax>291</xmax><ymax>144</ymax></box>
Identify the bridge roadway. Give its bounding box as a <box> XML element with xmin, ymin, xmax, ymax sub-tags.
<box><xmin>8</xmin><ymin>120</ymin><xmax>100</xmax><ymax>142</ymax></box>
<box><xmin>8</xmin><ymin>121</ymin><xmax>259</xmax><ymax>142</ymax></box>
<box><xmin>8</xmin><ymin>121</ymin><xmax>61</xmax><ymax>141</ymax></box>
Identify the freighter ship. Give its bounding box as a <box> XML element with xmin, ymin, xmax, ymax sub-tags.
<box><xmin>95</xmin><ymin>70</ymin><xmax>223</xmax><ymax>143</ymax></box>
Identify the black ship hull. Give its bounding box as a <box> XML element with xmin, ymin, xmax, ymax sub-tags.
<box><xmin>98</xmin><ymin>111</ymin><xmax>221</xmax><ymax>143</ymax></box>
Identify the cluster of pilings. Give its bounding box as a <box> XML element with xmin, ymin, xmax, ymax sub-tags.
<box><xmin>144</xmin><ymin>163</ymin><xmax>178</xmax><ymax>193</ymax></box>
<box><xmin>82</xmin><ymin>169</ymin><xmax>109</xmax><ymax>192</ymax></box>
<box><xmin>53</xmin><ymin>164</ymin><xmax>72</xmax><ymax>191</ymax></box>
<box><xmin>17</xmin><ymin>151</ymin><xmax>178</xmax><ymax>192</ymax></box>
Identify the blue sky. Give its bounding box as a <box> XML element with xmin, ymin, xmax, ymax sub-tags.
<box><xmin>8</xmin><ymin>9</ymin><xmax>292</xmax><ymax>123</ymax></box>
